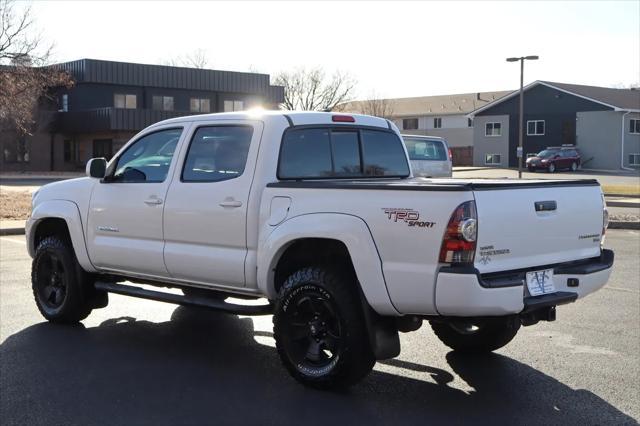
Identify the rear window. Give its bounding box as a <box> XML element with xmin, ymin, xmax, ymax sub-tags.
<box><xmin>403</xmin><ymin>137</ymin><xmax>447</xmax><ymax>161</ymax></box>
<box><xmin>278</xmin><ymin>127</ymin><xmax>409</xmax><ymax>179</ymax></box>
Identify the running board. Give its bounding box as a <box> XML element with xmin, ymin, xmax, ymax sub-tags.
<box><xmin>94</xmin><ymin>282</ymin><xmax>273</xmax><ymax>316</ymax></box>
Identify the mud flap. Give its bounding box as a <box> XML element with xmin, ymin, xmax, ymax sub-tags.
<box><xmin>359</xmin><ymin>290</ymin><xmax>400</xmax><ymax>360</ymax></box>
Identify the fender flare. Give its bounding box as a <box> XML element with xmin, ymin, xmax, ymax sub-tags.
<box><xmin>27</xmin><ymin>200</ymin><xmax>97</xmax><ymax>273</ymax></box>
<box><xmin>258</xmin><ymin>213</ymin><xmax>399</xmax><ymax>316</ymax></box>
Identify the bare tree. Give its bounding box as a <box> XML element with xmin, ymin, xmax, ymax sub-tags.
<box><xmin>341</xmin><ymin>91</ymin><xmax>395</xmax><ymax>119</ymax></box>
<box><xmin>0</xmin><ymin>0</ymin><xmax>72</xmax><ymax>138</ymax></box>
<box><xmin>274</xmin><ymin>67</ymin><xmax>356</xmax><ymax>111</ymax></box>
<box><xmin>163</xmin><ymin>48</ymin><xmax>210</xmax><ymax>69</ymax></box>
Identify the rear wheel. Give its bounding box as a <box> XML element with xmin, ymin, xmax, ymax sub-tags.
<box><xmin>527</xmin><ymin>166</ymin><xmax>535</xmax><ymax>172</ymax></box>
<box><xmin>32</xmin><ymin>236</ymin><xmax>93</xmax><ymax>323</ymax></box>
<box><xmin>273</xmin><ymin>266</ymin><xmax>375</xmax><ymax>389</ymax></box>
<box><xmin>430</xmin><ymin>316</ymin><xmax>520</xmax><ymax>353</ymax></box>
<box><xmin>548</xmin><ymin>163</ymin><xmax>556</xmax><ymax>173</ymax></box>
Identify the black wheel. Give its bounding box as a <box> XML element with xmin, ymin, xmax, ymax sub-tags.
<box><xmin>528</xmin><ymin>166</ymin><xmax>535</xmax><ymax>172</ymax></box>
<box><xmin>430</xmin><ymin>316</ymin><xmax>520</xmax><ymax>353</ymax></box>
<box><xmin>571</xmin><ymin>162</ymin><xmax>578</xmax><ymax>172</ymax></box>
<box><xmin>32</xmin><ymin>236</ymin><xmax>93</xmax><ymax>323</ymax></box>
<box><xmin>273</xmin><ymin>266</ymin><xmax>375</xmax><ymax>389</ymax></box>
<box><xmin>548</xmin><ymin>163</ymin><xmax>556</xmax><ymax>173</ymax></box>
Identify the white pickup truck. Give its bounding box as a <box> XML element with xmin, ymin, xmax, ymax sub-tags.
<box><xmin>27</xmin><ymin>111</ymin><xmax>614</xmax><ymax>389</ymax></box>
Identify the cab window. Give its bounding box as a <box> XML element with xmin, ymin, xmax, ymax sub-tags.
<box><xmin>182</xmin><ymin>126</ymin><xmax>254</xmax><ymax>182</ymax></box>
<box><xmin>278</xmin><ymin>127</ymin><xmax>409</xmax><ymax>179</ymax></box>
<box><xmin>110</xmin><ymin>128</ymin><xmax>183</xmax><ymax>183</ymax></box>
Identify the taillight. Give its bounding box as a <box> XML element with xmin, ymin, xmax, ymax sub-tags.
<box><xmin>439</xmin><ymin>200</ymin><xmax>477</xmax><ymax>264</ymax></box>
<box><xmin>448</xmin><ymin>148</ymin><xmax>453</xmax><ymax>161</ymax></box>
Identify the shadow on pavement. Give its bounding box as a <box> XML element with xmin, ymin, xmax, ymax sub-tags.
<box><xmin>0</xmin><ymin>307</ymin><xmax>635</xmax><ymax>425</ymax></box>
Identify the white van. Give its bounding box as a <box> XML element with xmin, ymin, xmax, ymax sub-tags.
<box><xmin>402</xmin><ymin>135</ymin><xmax>452</xmax><ymax>177</ymax></box>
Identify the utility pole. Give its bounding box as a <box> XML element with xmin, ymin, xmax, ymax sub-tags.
<box><xmin>506</xmin><ymin>55</ymin><xmax>539</xmax><ymax>178</ymax></box>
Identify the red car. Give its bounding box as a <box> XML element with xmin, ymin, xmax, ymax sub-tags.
<box><xmin>526</xmin><ymin>147</ymin><xmax>581</xmax><ymax>173</ymax></box>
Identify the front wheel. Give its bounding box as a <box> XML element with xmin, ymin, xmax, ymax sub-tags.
<box><xmin>430</xmin><ymin>316</ymin><xmax>520</xmax><ymax>353</ymax></box>
<box><xmin>548</xmin><ymin>163</ymin><xmax>556</xmax><ymax>173</ymax></box>
<box><xmin>32</xmin><ymin>236</ymin><xmax>93</xmax><ymax>323</ymax></box>
<box><xmin>571</xmin><ymin>162</ymin><xmax>578</xmax><ymax>172</ymax></box>
<box><xmin>273</xmin><ymin>266</ymin><xmax>375</xmax><ymax>389</ymax></box>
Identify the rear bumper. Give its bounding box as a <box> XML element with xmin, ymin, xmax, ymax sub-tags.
<box><xmin>434</xmin><ymin>249</ymin><xmax>614</xmax><ymax>317</ymax></box>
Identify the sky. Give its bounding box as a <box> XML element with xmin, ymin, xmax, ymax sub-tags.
<box><xmin>27</xmin><ymin>0</ymin><xmax>640</xmax><ymax>99</ymax></box>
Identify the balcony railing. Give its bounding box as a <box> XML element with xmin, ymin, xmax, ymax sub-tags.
<box><xmin>55</xmin><ymin>108</ymin><xmax>195</xmax><ymax>133</ymax></box>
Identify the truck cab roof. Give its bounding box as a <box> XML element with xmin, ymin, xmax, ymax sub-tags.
<box><xmin>152</xmin><ymin>110</ymin><xmax>393</xmax><ymax>130</ymax></box>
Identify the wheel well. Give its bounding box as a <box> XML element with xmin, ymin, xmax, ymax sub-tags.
<box><xmin>33</xmin><ymin>218</ymin><xmax>72</xmax><ymax>248</ymax></box>
<box><xmin>273</xmin><ymin>238</ymin><xmax>356</xmax><ymax>293</ymax></box>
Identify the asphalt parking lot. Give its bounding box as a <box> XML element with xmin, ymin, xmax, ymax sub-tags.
<box><xmin>1</xmin><ymin>231</ymin><xmax>638</xmax><ymax>425</ymax></box>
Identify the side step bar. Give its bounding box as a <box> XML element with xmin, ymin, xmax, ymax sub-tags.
<box><xmin>94</xmin><ymin>282</ymin><xmax>273</xmax><ymax>316</ymax></box>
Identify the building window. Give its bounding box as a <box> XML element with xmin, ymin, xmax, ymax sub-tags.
<box><xmin>468</xmin><ymin>118</ymin><xmax>473</xmax><ymax>127</ymax></box>
<box><xmin>224</xmin><ymin>100</ymin><xmax>244</xmax><ymax>112</ymax></box>
<box><xmin>485</xmin><ymin>122</ymin><xmax>501</xmax><ymax>136</ymax></box>
<box><xmin>485</xmin><ymin>154</ymin><xmax>501</xmax><ymax>165</ymax></box>
<box><xmin>433</xmin><ymin>117</ymin><xmax>442</xmax><ymax>129</ymax></box>
<box><xmin>527</xmin><ymin>120</ymin><xmax>545</xmax><ymax>136</ymax></box>
<box><xmin>61</xmin><ymin>94</ymin><xmax>68</xmax><ymax>112</ymax></box>
<box><xmin>93</xmin><ymin>139</ymin><xmax>113</xmax><ymax>160</ymax></box>
<box><xmin>114</xmin><ymin>94</ymin><xmax>137</xmax><ymax>109</ymax></box>
<box><xmin>64</xmin><ymin>140</ymin><xmax>80</xmax><ymax>163</ymax></box>
<box><xmin>190</xmin><ymin>98</ymin><xmax>211</xmax><ymax>113</ymax></box>
<box><xmin>630</xmin><ymin>119</ymin><xmax>640</xmax><ymax>134</ymax></box>
<box><xmin>3</xmin><ymin>137</ymin><xmax>29</xmax><ymax>163</ymax></box>
<box><xmin>629</xmin><ymin>154</ymin><xmax>640</xmax><ymax>166</ymax></box>
<box><xmin>153</xmin><ymin>96</ymin><xmax>174</xmax><ymax>111</ymax></box>
<box><xmin>402</xmin><ymin>118</ymin><xmax>418</xmax><ymax>130</ymax></box>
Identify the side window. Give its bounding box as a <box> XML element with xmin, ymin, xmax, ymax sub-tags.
<box><xmin>182</xmin><ymin>126</ymin><xmax>254</xmax><ymax>182</ymax></box>
<box><xmin>110</xmin><ymin>128</ymin><xmax>183</xmax><ymax>183</ymax></box>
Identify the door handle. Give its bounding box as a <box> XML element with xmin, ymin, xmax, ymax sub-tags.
<box><xmin>219</xmin><ymin>199</ymin><xmax>243</xmax><ymax>208</ymax></box>
<box><xmin>144</xmin><ymin>198</ymin><xmax>163</xmax><ymax>205</ymax></box>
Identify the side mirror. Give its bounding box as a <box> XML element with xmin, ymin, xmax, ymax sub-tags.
<box><xmin>86</xmin><ymin>158</ymin><xmax>107</xmax><ymax>179</ymax></box>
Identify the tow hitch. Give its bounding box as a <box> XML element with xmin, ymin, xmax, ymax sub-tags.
<box><xmin>520</xmin><ymin>291</ymin><xmax>577</xmax><ymax>326</ymax></box>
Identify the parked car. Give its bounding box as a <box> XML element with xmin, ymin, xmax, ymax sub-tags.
<box><xmin>526</xmin><ymin>146</ymin><xmax>581</xmax><ymax>173</ymax></box>
<box><xmin>27</xmin><ymin>111</ymin><xmax>612</xmax><ymax>389</ymax></box>
<box><xmin>402</xmin><ymin>134</ymin><xmax>452</xmax><ymax>177</ymax></box>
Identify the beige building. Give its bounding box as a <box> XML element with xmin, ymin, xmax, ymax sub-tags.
<box><xmin>340</xmin><ymin>91</ymin><xmax>510</xmax><ymax>165</ymax></box>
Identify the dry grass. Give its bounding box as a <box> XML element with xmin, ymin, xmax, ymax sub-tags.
<box><xmin>601</xmin><ymin>184</ymin><xmax>640</xmax><ymax>196</ymax></box>
<box><xmin>0</xmin><ymin>191</ymin><xmax>31</xmax><ymax>220</ymax></box>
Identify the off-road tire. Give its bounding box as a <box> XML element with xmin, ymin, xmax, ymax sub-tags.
<box><xmin>273</xmin><ymin>266</ymin><xmax>375</xmax><ymax>389</ymax></box>
<box><xmin>430</xmin><ymin>316</ymin><xmax>520</xmax><ymax>353</ymax></box>
<box><xmin>32</xmin><ymin>236</ymin><xmax>93</xmax><ymax>323</ymax></box>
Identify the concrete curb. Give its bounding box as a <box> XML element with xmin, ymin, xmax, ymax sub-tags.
<box><xmin>0</xmin><ymin>228</ymin><xmax>25</xmax><ymax>236</ymax></box>
<box><xmin>606</xmin><ymin>201</ymin><xmax>640</xmax><ymax>208</ymax></box>
<box><xmin>608</xmin><ymin>221</ymin><xmax>640</xmax><ymax>230</ymax></box>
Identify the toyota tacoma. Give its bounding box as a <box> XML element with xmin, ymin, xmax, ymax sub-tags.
<box><xmin>27</xmin><ymin>111</ymin><xmax>613</xmax><ymax>389</ymax></box>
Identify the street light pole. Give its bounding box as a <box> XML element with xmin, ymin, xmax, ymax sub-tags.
<box><xmin>506</xmin><ymin>55</ymin><xmax>539</xmax><ymax>178</ymax></box>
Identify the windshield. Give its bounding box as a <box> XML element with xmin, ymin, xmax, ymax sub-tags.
<box><xmin>537</xmin><ymin>149</ymin><xmax>560</xmax><ymax>158</ymax></box>
<box><xmin>403</xmin><ymin>138</ymin><xmax>447</xmax><ymax>161</ymax></box>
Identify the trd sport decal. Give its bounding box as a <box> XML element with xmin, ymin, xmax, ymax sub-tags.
<box><xmin>382</xmin><ymin>208</ymin><xmax>435</xmax><ymax>228</ymax></box>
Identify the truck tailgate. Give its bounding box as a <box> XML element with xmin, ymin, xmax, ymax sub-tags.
<box><xmin>471</xmin><ymin>180</ymin><xmax>604</xmax><ymax>274</ymax></box>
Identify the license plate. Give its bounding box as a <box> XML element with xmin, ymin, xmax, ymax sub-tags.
<box><xmin>526</xmin><ymin>269</ymin><xmax>556</xmax><ymax>297</ymax></box>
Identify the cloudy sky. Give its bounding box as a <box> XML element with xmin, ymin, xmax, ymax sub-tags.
<box><xmin>30</xmin><ymin>0</ymin><xmax>640</xmax><ymax>99</ymax></box>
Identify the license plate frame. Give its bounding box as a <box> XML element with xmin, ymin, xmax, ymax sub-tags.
<box><xmin>525</xmin><ymin>268</ymin><xmax>556</xmax><ymax>297</ymax></box>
